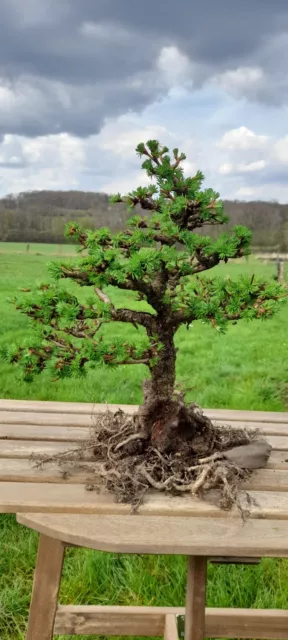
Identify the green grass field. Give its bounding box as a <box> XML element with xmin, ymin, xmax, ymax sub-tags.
<box><xmin>0</xmin><ymin>241</ymin><xmax>77</xmax><ymax>255</ymax></box>
<box><xmin>0</xmin><ymin>245</ymin><xmax>288</xmax><ymax>639</ymax></box>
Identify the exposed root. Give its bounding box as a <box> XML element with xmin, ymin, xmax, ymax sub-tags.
<box><xmin>31</xmin><ymin>403</ymin><xmax>267</xmax><ymax>514</ymax></box>
<box><xmin>115</xmin><ymin>432</ymin><xmax>147</xmax><ymax>452</ymax></box>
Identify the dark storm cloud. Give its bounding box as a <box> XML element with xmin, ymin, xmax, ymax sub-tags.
<box><xmin>0</xmin><ymin>0</ymin><xmax>288</xmax><ymax>138</ymax></box>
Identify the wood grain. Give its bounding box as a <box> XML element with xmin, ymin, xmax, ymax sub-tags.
<box><xmin>26</xmin><ymin>534</ymin><xmax>64</xmax><ymax>640</ymax></box>
<box><xmin>0</xmin><ymin>460</ymin><xmax>287</xmax><ymax>491</ymax></box>
<box><xmin>0</xmin><ymin>424</ymin><xmax>91</xmax><ymax>441</ymax></box>
<box><xmin>1</xmin><ymin>398</ymin><xmax>287</xmax><ymax>422</ymax></box>
<box><xmin>9</xmin><ymin>485</ymin><xmax>288</xmax><ymax>518</ymax></box>
<box><xmin>165</xmin><ymin>615</ymin><xmax>179</xmax><ymax>640</ymax></box>
<box><xmin>2</xmin><ymin>423</ymin><xmax>288</xmax><ymax>448</ymax></box>
<box><xmin>16</xmin><ymin>513</ymin><xmax>288</xmax><ymax>556</ymax></box>
<box><xmin>0</xmin><ymin>440</ymin><xmax>81</xmax><ymax>458</ymax></box>
<box><xmin>53</xmin><ymin>605</ymin><xmax>288</xmax><ymax>638</ymax></box>
<box><xmin>0</xmin><ymin>434</ymin><xmax>288</xmax><ymax>461</ymax></box>
<box><xmin>0</xmin><ymin>458</ymin><xmax>101</xmax><ymax>484</ymax></box>
<box><xmin>185</xmin><ymin>556</ymin><xmax>207</xmax><ymax>640</ymax></box>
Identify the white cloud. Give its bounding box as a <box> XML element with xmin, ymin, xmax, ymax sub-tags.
<box><xmin>0</xmin><ymin>132</ymin><xmax>86</xmax><ymax>194</ymax></box>
<box><xmin>156</xmin><ymin>46</ymin><xmax>194</xmax><ymax>89</ymax></box>
<box><xmin>97</xmin><ymin>121</ymin><xmax>171</xmax><ymax>155</ymax></box>
<box><xmin>218</xmin><ymin>163</ymin><xmax>234</xmax><ymax>175</ymax></box>
<box><xmin>218</xmin><ymin>160</ymin><xmax>266</xmax><ymax>175</ymax></box>
<box><xmin>273</xmin><ymin>136</ymin><xmax>288</xmax><ymax>164</ymax></box>
<box><xmin>240</xmin><ymin>160</ymin><xmax>266</xmax><ymax>172</ymax></box>
<box><xmin>1</xmin><ymin>111</ymin><xmax>288</xmax><ymax>203</ymax></box>
<box><xmin>212</xmin><ymin>66</ymin><xmax>264</xmax><ymax>94</ymax></box>
<box><xmin>218</xmin><ymin>126</ymin><xmax>269</xmax><ymax>150</ymax></box>
<box><xmin>101</xmin><ymin>171</ymin><xmax>152</xmax><ymax>195</ymax></box>
<box><xmin>182</xmin><ymin>159</ymin><xmax>197</xmax><ymax>175</ymax></box>
<box><xmin>235</xmin><ymin>187</ymin><xmax>257</xmax><ymax>198</ymax></box>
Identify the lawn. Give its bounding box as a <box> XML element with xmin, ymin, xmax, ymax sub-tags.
<box><xmin>0</xmin><ymin>246</ymin><xmax>287</xmax><ymax>639</ymax></box>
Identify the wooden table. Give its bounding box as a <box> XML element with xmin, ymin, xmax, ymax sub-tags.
<box><xmin>1</xmin><ymin>399</ymin><xmax>288</xmax><ymax>639</ymax></box>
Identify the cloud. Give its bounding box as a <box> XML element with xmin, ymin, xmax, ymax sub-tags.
<box><xmin>0</xmin><ymin>0</ymin><xmax>288</xmax><ymax>140</ymax></box>
<box><xmin>0</xmin><ymin>1</ymin><xmax>288</xmax><ymax>201</ymax></box>
<box><xmin>156</xmin><ymin>46</ymin><xmax>194</xmax><ymax>89</ymax></box>
<box><xmin>211</xmin><ymin>66</ymin><xmax>265</xmax><ymax>97</ymax></box>
<box><xmin>218</xmin><ymin>160</ymin><xmax>266</xmax><ymax>175</ymax></box>
<box><xmin>273</xmin><ymin>136</ymin><xmax>288</xmax><ymax>164</ymax></box>
<box><xmin>0</xmin><ymin>115</ymin><xmax>287</xmax><ymax>202</ymax></box>
<box><xmin>218</xmin><ymin>127</ymin><xmax>269</xmax><ymax>150</ymax></box>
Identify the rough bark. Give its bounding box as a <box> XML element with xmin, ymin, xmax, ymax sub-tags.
<box><xmin>137</xmin><ymin>328</ymin><xmax>213</xmax><ymax>453</ymax></box>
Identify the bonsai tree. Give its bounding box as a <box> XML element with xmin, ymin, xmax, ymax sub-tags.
<box><xmin>3</xmin><ymin>140</ymin><xmax>286</xmax><ymax>504</ymax></box>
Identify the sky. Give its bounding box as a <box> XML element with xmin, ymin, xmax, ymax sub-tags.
<box><xmin>1</xmin><ymin>0</ymin><xmax>288</xmax><ymax>201</ymax></box>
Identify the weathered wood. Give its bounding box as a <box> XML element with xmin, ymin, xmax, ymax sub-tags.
<box><xmin>26</xmin><ymin>534</ymin><xmax>64</xmax><ymax>640</ymax></box>
<box><xmin>54</xmin><ymin>605</ymin><xmax>169</xmax><ymax>636</ymax></box>
<box><xmin>1</xmin><ymin>434</ymin><xmax>288</xmax><ymax>462</ymax></box>
<box><xmin>53</xmin><ymin>605</ymin><xmax>288</xmax><ymax>638</ymax></box>
<box><xmin>8</xmin><ymin>485</ymin><xmax>288</xmax><ymax>518</ymax></box>
<box><xmin>0</xmin><ymin>440</ymin><xmax>80</xmax><ymax>458</ymax></box>
<box><xmin>0</xmin><ymin>402</ymin><xmax>287</xmax><ymax>524</ymax></box>
<box><xmin>1</xmin><ymin>399</ymin><xmax>287</xmax><ymax>422</ymax></box>
<box><xmin>185</xmin><ymin>556</ymin><xmax>207</xmax><ymax>640</ymax></box>
<box><xmin>17</xmin><ymin>513</ymin><xmax>288</xmax><ymax>556</ymax></box>
<box><xmin>0</xmin><ymin>424</ymin><xmax>91</xmax><ymax>441</ymax></box>
<box><xmin>165</xmin><ymin>614</ymin><xmax>179</xmax><ymax>640</ymax></box>
<box><xmin>1</xmin><ymin>460</ymin><xmax>288</xmax><ymax>491</ymax></box>
<box><xmin>207</xmin><ymin>608</ymin><xmax>288</xmax><ymax>639</ymax></box>
<box><xmin>243</xmin><ymin>468</ymin><xmax>288</xmax><ymax>491</ymax></box>
<box><xmin>0</xmin><ymin>410</ymin><xmax>95</xmax><ymax>427</ymax></box>
<box><xmin>2</xmin><ymin>423</ymin><xmax>288</xmax><ymax>449</ymax></box>
<box><xmin>1</xmin><ymin>410</ymin><xmax>288</xmax><ymax>435</ymax></box>
<box><xmin>0</xmin><ymin>458</ymin><xmax>101</xmax><ymax>484</ymax></box>
<box><xmin>267</xmin><ymin>451</ymin><xmax>288</xmax><ymax>469</ymax></box>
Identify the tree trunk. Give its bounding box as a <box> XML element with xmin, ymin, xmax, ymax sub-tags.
<box><xmin>137</xmin><ymin>329</ymin><xmax>214</xmax><ymax>453</ymax></box>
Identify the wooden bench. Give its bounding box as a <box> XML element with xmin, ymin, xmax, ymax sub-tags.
<box><xmin>17</xmin><ymin>512</ymin><xmax>288</xmax><ymax>640</ymax></box>
<box><xmin>1</xmin><ymin>399</ymin><xmax>288</xmax><ymax>639</ymax></box>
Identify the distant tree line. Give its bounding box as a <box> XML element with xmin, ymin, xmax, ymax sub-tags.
<box><xmin>0</xmin><ymin>190</ymin><xmax>287</xmax><ymax>250</ymax></box>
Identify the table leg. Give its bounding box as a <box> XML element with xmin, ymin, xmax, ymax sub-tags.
<box><xmin>165</xmin><ymin>614</ymin><xmax>179</xmax><ymax>640</ymax></box>
<box><xmin>184</xmin><ymin>556</ymin><xmax>207</xmax><ymax>640</ymax></box>
<box><xmin>26</xmin><ymin>534</ymin><xmax>65</xmax><ymax>640</ymax></box>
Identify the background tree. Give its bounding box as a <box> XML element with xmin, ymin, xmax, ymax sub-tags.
<box><xmin>3</xmin><ymin>140</ymin><xmax>286</xmax><ymax>457</ymax></box>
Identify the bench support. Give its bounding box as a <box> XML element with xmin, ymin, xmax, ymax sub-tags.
<box><xmin>25</xmin><ymin>533</ymin><xmax>288</xmax><ymax>640</ymax></box>
<box><xmin>185</xmin><ymin>557</ymin><xmax>207</xmax><ymax>640</ymax></box>
<box><xmin>26</xmin><ymin>534</ymin><xmax>65</xmax><ymax>640</ymax></box>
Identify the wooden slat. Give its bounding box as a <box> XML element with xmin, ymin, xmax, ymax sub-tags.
<box><xmin>0</xmin><ymin>411</ymin><xmax>94</xmax><ymax>427</ymax></box>
<box><xmin>16</xmin><ymin>513</ymin><xmax>288</xmax><ymax>556</ymax></box>
<box><xmin>267</xmin><ymin>451</ymin><xmax>288</xmax><ymax>469</ymax></box>
<box><xmin>53</xmin><ymin>605</ymin><xmax>288</xmax><ymax>638</ymax></box>
<box><xmin>1</xmin><ymin>410</ymin><xmax>288</xmax><ymax>437</ymax></box>
<box><xmin>1</xmin><ymin>460</ymin><xmax>288</xmax><ymax>492</ymax></box>
<box><xmin>0</xmin><ymin>459</ymin><xmax>101</xmax><ymax>484</ymax></box>
<box><xmin>1</xmin><ymin>399</ymin><xmax>287</xmax><ymax>422</ymax></box>
<box><xmin>243</xmin><ymin>469</ymin><xmax>288</xmax><ymax>491</ymax></box>
<box><xmin>1</xmin><ymin>423</ymin><xmax>288</xmax><ymax>449</ymax></box>
<box><xmin>0</xmin><ymin>424</ymin><xmax>91</xmax><ymax>441</ymax></box>
<box><xmin>1</xmin><ymin>436</ymin><xmax>288</xmax><ymax>462</ymax></box>
<box><xmin>266</xmin><ymin>436</ymin><xmax>288</xmax><ymax>450</ymax></box>
<box><xmin>0</xmin><ymin>440</ymin><xmax>81</xmax><ymax>459</ymax></box>
<box><xmin>224</xmin><ymin>421</ymin><xmax>288</xmax><ymax>435</ymax></box>
<box><xmin>9</xmin><ymin>484</ymin><xmax>288</xmax><ymax>519</ymax></box>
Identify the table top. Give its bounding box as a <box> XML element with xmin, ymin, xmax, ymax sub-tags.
<box><xmin>1</xmin><ymin>398</ymin><xmax>288</xmax><ymax>520</ymax></box>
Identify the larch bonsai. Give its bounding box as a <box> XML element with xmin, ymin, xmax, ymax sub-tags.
<box><xmin>4</xmin><ymin>140</ymin><xmax>286</xmax><ymax>506</ymax></box>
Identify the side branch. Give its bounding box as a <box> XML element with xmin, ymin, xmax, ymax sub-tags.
<box><xmin>94</xmin><ymin>287</ymin><xmax>156</xmax><ymax>331</ymax></box>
